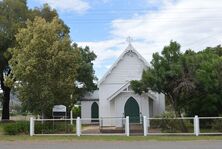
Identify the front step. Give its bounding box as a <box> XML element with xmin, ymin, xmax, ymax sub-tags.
<box><xmin>129</xmin><ymin>123</ymin><xmax>143</xmax><ymax>135</ymax></box>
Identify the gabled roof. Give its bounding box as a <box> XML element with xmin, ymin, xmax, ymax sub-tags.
<box><xmin>107</xmin><ymin>82</ymin><xmax>131</xmax><ymax>101</ymax></box>
<box><xmin>107</xmin><ymin>81</ymin><xmax>156</xmax><ymax>101</ymax></box>
<box><xmin>98</xmin><ymin>43</ymin><xmax>149</xmax><ymax>85</ymax></box>
<box><xmin>80</xmin><ymin>90</ymin><xmax>99</xmax><ymax>101</ymax></box>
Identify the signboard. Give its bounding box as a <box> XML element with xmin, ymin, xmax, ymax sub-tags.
<box><xmin>52</xmin><ymin>105</ymin><xmax>66</xmax><ymax>117</ymax></box>
<box><xmin>53</xmin><ymin>105</ymin><xmax>66</xmax><ymax>112</ymax></box>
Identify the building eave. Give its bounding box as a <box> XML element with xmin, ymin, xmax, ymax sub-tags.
<box><xmin>107</xmin><ymin>82</ymin><xmax>131</xmax><ymax>101</ymax></box>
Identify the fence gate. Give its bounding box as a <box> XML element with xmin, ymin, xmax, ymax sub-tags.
<box><xmin>128</xmin><ymin>116</ymin><xmax>143</xmax><ymax>135</ymax></box>
<box><xmin>124</xmin><ymin>97</ymin><xmax>143</xmax><ymax>135</ymax></box>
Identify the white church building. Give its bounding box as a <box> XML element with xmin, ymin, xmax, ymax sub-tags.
<box><xmin>81</xmin><ymin>43</ymin><xmax>165</xmax><ymax>126</ymax></box>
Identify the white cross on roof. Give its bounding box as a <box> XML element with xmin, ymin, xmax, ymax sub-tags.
<box><xmin>126</xmin><ymin>36</ymin><xmax>133</xmax><ymax>45</ymax></box>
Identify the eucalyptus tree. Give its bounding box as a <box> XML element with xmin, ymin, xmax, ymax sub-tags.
<box><xmin>9</xmin><ymin>17</ymin><xmax>80</xmax><ymax>117</ymax></box>
<box><xmin>0</xmin><ymin>0</ymin><xmax>29</xmax><ymax>120</ymax></box>
<box><xmin>0</xmin><ymin>0</ymin><xmax>71</xmax><ymax>119</ymax></box>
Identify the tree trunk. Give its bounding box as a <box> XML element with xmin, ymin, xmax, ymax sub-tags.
<box><xmin>170</xmin><ymin>95</ymin><xmax>188</xmax><ymax>133</ymax></box>
<box><xmin>175</xmin><ymin>110</ymin><xmax>188</xmax><ymax>133</ymax></box>
<box><xmin>1</xmin><ymin>74</ymin><xmax>11</xmax><ymax>121</ymax></box>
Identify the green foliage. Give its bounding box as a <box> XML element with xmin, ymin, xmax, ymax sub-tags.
<box><xmin>0</xmin><ymin>0</ymin><xmax>71</xmax><ymax>120</ymax></box>
<box><xmin>131</xmin><ymin>80</ymin><xmax>147</xmax><ymax>95</ymax></box>
<box><xmin>212</xmin><ymin>119</ymin><xmax>222</xmax><ymax>132</ymax></box>
<box><xmin>160</xmin><ymin>112</ymin><xmax>192</xmax><ymax>133</ymax></box>
<box><xmin>3</xmin><ymin>121</ymin><xmax>29</xmax><ymax>135</ymax></box>
<box><xmin>3</xmin><ymin>121</ymin><xmax>76</xmax><ymax>135</ymax></box>
<box><xmin>34</xmin><ymin>121</ymin><xmax>75</xmax><ymax>134</ymax></box>
<box><xmin>9</xmin><ymin>15</ymin><xmax>97</xmax><ymax>117</ymax></box>
<box><xmin>9</xmin><ymin>17</ymin><xmax>80</xmax><ymax>117</ymax></box>
<box><xmin>0</xmin><ymin>0</ymin><xmax>30</xmax><ymax>120</ymax></box>
<box><xmin>131</xmin><ymin>41</ymin><xmax>195</xmax><ymax>117</ymax></box>
<box><xmin>70</xmin><ymin>44</ymin><xmax>97</xmax><ymax>103</ymax></box>
<box><xmin>132</xmin><ymin>41</ymin><xmax>222</xmax><ymax>117</ymax></box>
<box><xmin>150</xmin><ymin>112</ymin><xmax>193</xmax><ymax>133</ymax></box>
<box><xmin>72</xmin><ymin>106</ymin><xmax>81</xmax><ymax>118</ymax></box>
<box><xmin>185</xmin><ymin>46</ymin><xmax>222</xmax><ymax>116</ymax></box>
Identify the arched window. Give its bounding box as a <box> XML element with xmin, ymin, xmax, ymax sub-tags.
<box><xmin>91</xmin><ymin>102</ymin><xmax>99</xmax><ymax>122</ymax></box>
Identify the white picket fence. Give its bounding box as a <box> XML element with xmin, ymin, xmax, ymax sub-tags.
<box><xmin>30</xmin><ymin>116</ymin><xmax>222</xmax><ymax>136</ymax></box>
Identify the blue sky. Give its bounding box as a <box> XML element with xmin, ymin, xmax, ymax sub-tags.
<box><xmin>28</xmin><ymin>0</ymin><xmax>155</xmax><ymax>41</ymax></box>
<box><xmin>27</xmin><ymin>0</ymin><xmax>222</xmax><ymax>79</ymax></box>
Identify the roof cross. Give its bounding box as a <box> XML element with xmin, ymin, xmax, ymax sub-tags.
<box><xmin>126</xmin><ymin>36</ymin><xmax>133</xmax><ymax>45</ymax></box>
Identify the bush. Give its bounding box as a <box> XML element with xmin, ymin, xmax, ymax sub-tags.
<box><xmin>34</xmin><ymin>121</ymin><xmax>75</xmax><ymax>134</ymax></box>
<box><xmin>72</xmin><ymin>106</ymin><xmax>81</xmax><ymax>118</ymax></box>
<box><xmin>212</xmin><ymin>117</ymin><xmax>222</xmax><ymax>132</ymax></box>
<box><xmin>150</xmin><ymin>112</ymin><xmax>193</xmax><ymax>133</ymax></box>
<box><xmin>3</xmin><ymin>121</ymin><xmax>29</xmax><ymax>135</ymax></box>
<box><xmin>3</xmin><ymin>120</ymin><xmax>75</xmax><ymax>135</ymax></box>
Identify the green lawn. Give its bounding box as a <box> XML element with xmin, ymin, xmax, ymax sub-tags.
<box><xmin>0</xmin><ymin>123</ymin><xmax>4</xmax><ymax>134</ymax></box>
<box><xmin>0</xmin><ymin>135</ymin><xmax>222</xmax><ymax>142</ymax></box>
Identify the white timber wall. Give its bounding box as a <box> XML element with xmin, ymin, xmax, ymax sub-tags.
<box><xmin>152</xmin><ymin>93</ymin><xmax>165</xmax><ymax>116</ymax></box>
<box><xmin>102</xmin><ymin>52</ymin><xmax>146</xmax><ymax>84</ymax></box>
<box><xmin>81</xmin><ymin>101</ymin><xmax>99</xmax><ymax>124</ymax></box>
<box><xmin>113</xmin><ymin>92</ymin><xmax>149</xmax><ymax>118</ymax></box>
<box><xmin>99</xmin><ymin>52</ymin><xmax>148</xmax><ymax>119</ymax></box>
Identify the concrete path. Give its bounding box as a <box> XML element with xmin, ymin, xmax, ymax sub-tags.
<box><xmin>0</xmin><ymin>141</ymin><xmax>222</xmax><ymax>149</ymax></box>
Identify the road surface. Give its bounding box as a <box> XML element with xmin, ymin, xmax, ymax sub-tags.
<box><xmin>0</xmin><ymin>140</ymin><xmax>222</xmax><ymax>149</ymax></box>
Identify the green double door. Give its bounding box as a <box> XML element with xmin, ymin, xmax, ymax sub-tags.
<box><xmin>124</xmin><ymin>97</ymin><xmax>140</xmax><ymax>123</ymax></box>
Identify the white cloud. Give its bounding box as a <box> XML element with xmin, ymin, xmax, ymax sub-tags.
<box><xmin>114</xmin><ymin>0</ymin><xmax>222</xmax><ymax>50</ymax></box>
<box><xmin>79</xmin><ymin>0</ymin><xmax>222</xmax><ymax>78</ymax></box>
<box><xmin>78</xmin><ymin>39</ymin><xmax>126</xmax><ymax>68</ymax></box>
<box><xmin>146</xmin><ymin>0</ymin><xmax>175</xmax><ymax>6</ymax></box>
<box><xmin>38</xmin><ymin>0</ymin><xmax>90</xmax><ymax>13</ymax></box>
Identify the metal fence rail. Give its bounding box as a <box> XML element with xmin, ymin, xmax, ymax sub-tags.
<box><xmin>80</xmin><ymin>117</ymin><xmax>126</xmax><ymax>136</ymax></box>
<box><xmin>143</xmin><ymin>116</ymin><xmax>195</xmax><ymax>136</ymax></box>
<box><xmin>31</xmin><ymin>118</ymin><xmax>77</xmax><ymax>136</ymax></box>
<box><xmin>199</xmin><ymin>117</ymin><xmax>222</xmax><ymax>135</ymax></box>
<box><xmin>29</xmin><ymin>116</ymin><xmax>222</xmax><ymax>136</ymax></box>
<box><xmin>30</xmin><ymin>117</ymin><xmax>129</xmax><ymax>136</ymax></box>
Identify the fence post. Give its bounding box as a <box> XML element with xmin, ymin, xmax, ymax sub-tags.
<box><xmin>194</xmin><ymin>115</ymin><xmax>199</xmax><ymax>136</ymax></box>
<box><xmin>70</xmin><ymin>110</ymin><xmax>73</xmax><ymax>125</ymax></box>
<box><xmin>125</xmin><ymin>116</ymin><xmax>130</xmax><ymax>136</ymax></box>
<box><xmin>143</xmin><ymin>116</ymin><xmax>147</xmax><ymax>136</ymax></box>
<box><xmin>30</xmin><ymin>117</ymin><xmax>34</xmax><ymax>136</ymax></box>
<box><xmin>76</xmin><ymin>117</ymin><xmax>81</xmax><ymax>136</ymax></box>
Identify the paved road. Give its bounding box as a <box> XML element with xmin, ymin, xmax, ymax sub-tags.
<box><xmin>0</xmin><ymin>141</ymin><xmax>222</xmax><ymax>149</ymax></box>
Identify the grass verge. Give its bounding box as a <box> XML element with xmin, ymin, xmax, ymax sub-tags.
<box><xmin>0</xmin><ymin>135</ymin><xmax>222</xmax><ymax>142</ymax></box>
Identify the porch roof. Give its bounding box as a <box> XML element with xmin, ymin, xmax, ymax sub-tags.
<box><xmin>107</xmin><ymin>82</ymin><xmax>156</xmax><ymax>101</ymax></box>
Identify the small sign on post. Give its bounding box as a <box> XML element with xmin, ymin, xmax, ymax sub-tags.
<box><xmin>52</xmin><ymin>105</ymin><xmax>67</xmax><ymax>118</ymax></box>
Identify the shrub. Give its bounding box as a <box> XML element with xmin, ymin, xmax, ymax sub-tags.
<box><xmin>150</xmin><ymin>112</ymin><xmax>192</xmax><ymax>133</ymax></box>
<box><xmin>3</xmin><ymin>120</ymin><xmax>76</xmax><ymax>135</ymax></box>
<box><xmin>34</xmin><ymin>121</ymin><xmax>75</xmax><ymax>134</ymax></box>
<box><xmin>212</xmin><ymin>117</ymin><xmax>222</xmax><ymax>132</ymax></box>
<box><xmin>72</xmin><ymin>106</ymin><xmax>81</xmax><ymax>118</ymax></box>
<box><xmin>3</xmin><ymin>121</ymin><xmax>29</xmax><ymax>135</ymax></box>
